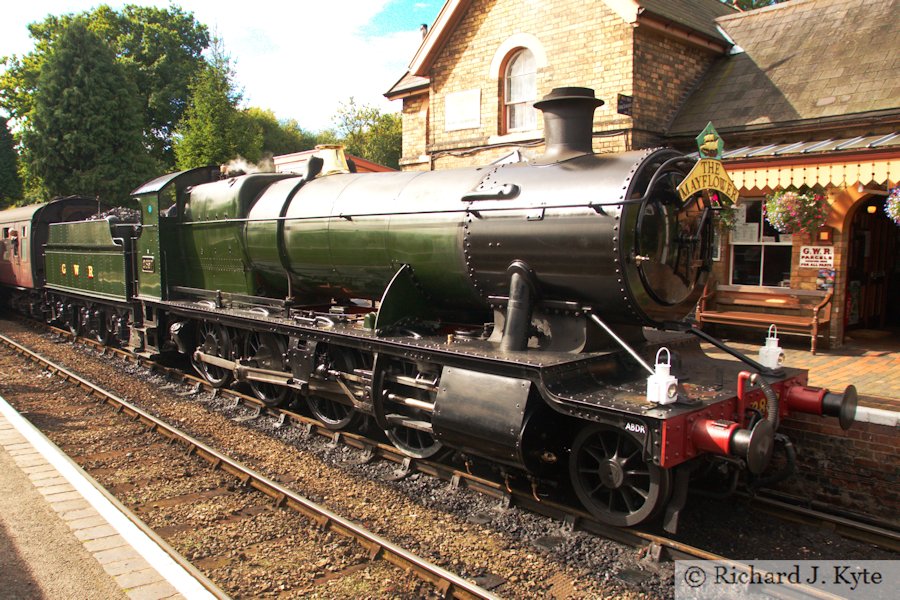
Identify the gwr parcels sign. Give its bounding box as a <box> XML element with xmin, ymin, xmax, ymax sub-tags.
<box><xmin>799</xmin><ymin>245</ymin><xmax>834</xmax><ymax>268</ymax></box>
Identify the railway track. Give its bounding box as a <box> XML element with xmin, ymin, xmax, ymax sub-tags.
<box><xmin>1</xmin><ymin>321</ymin><xmax>895</xmax><ymax>598</ymax></box>
<box><xmin>0</xmin><ymin>330</ymin><xmax>500</xmax><ymax>599</ymax></box>
<box><xmin>31</xmin><ymin>322</ymin><xmax>900</xmax><ymax>557</ymax></box>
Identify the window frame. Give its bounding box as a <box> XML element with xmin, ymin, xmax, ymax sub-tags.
<box><xmin>502</xmin><ymin>48</ymin><xmax>537</xmax><ymax>134</ymax></box>
<box><xmin>728</xmin><ymin>198</ymin><xmax>794</xmax><ymax>288</ymax></box>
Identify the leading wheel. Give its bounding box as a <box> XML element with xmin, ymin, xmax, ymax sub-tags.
<box><xmin>569</xmin><ymin>424</ymin><xmax>670</xmax><ymax>527</ymax></box>
<box><xmin>243</xmin><ymin>331</ymin><xmax>290</xmax><ymax>407</ymax></box>
<box><xmin>191</xmin><ymin>322</ymin><xmax>233</xmax><ymax>388</ymax></box>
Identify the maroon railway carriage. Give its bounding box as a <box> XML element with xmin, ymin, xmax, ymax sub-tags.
<box><xmin>0</xmin><ymin>197</ymin><xmax>97</xmax><ymax>311</ymax></box>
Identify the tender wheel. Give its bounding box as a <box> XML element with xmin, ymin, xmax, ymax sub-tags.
<box><xmin>191</xmin><ymin>322</ymin><xmax>233</xmax><ymax>388</ymax></box>
<box><xmin>306</xmin><ymin>348</ymin><xmax>360</xmax><ymax>430</ymax></box>
<box><xmin>93</xmin><ymin>309</ymin><xmax>111</xmax><ymax>345</ymax></box>
<box><xmin>243</xmin><ymin>331</ymin><xmax>290</xmax><ymax>407</ymax></box>
<box><xmin>385</xmin><ymin>424</ymin><xmax>443</xmax><ymax>459</ymax></box>
<box><xmin>105</xmin><ymin>312</ymin><xmax>122</xmax><ymax>346</ymax></box>
<box><xmin>64</xmin><ymin>305</ymin><xmax>81</xmax><ymax>336</ymax></box>
<box><xmin>569</xmin><ymin>424</ymin><xmax>671</xmax><ymax>527</ymax></box>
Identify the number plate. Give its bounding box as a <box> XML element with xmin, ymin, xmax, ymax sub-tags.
<box><xmin>141</xmin><ymin>256</ymin><xmax>155</xmax><ymax>273</ymax></box>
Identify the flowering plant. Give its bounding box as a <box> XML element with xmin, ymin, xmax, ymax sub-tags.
<box><xmin>715</xmin><ymin>205</ymin><xmax>739</xmax><ymax>231</ymax></box>
<box><xmin>709</xmin><ymin>192</ymin><xmax>738</xmax><ymax>231</ymax></box>
<box><xmin>764</xmin><ymin>189</ymin><xmax>828</xmax><ymax>234</ymax></box>
<box><xmin>886</xmin><ymin>187</ymin><xmax>900</xmax><ymax>226</ymax></box>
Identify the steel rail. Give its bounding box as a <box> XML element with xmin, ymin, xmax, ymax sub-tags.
<box><xmin>27</xmin><ymin>324</ymin><xmax>778</xmax><ymax>565</ymax></box>
<box><xmin>37</xmin><ymin>322</ymin><xmax>900</xmax><ymax>556</ymax></box>
<box><xmin>0</xmin><ymin>333</ymin><xmax>230</xmax><ymax>600</ymax></box>
<box><xmin>0</xmin><ymin>331</ymin><xmax>499</xmax><ymax>600</ymax></box>
<box><xmin>746</xmin><ymin>491</ymin><xmax>900</xmax><ymax>553</ymax></box>
<box><xmin>19</xmin><ymin>318</ymin><xmax>900</xmax><ymax>587</ymax></box>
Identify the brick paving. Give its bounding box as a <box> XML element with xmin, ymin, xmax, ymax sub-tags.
<box><xmin>0</xmin><ymin>409</ymin><xmax>192</xmax><ymax>600</ymax></box>
<box><xmin>703</xmin><ymin>335</ymin><xmax>900</xmax><ymax>410</ymax></box>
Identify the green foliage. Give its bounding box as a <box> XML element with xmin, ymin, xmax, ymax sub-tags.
<box><xmin>22</xmin><ymin>20</ymin><xmax>154</xmax><ymax>202</ymax></box>
<box><xmin>242</xmin><ymin>108</ymin><xmax>318</xmax><ymax>160</ymax></box>
<box><xmin>723</xmin><ymin>0</ymin><xmax>788</xmax><ymax>10</ymax></box>
<box><xmin>715</xmin><ymin>205</ymin><xmax>739</xmax><ymax>232</ymax></box>
<box><xmin>331</xmin><ymin>98</ymin><xmax>402</xmax><ymax>169</ymax></box>
<box><xmin>1</xmin><ymin>4</ymin><xmax>209</xmax><ymax>169</ymax></box>
<box><xmin>173</xmin><ymin>40</ymin><xmax>245</xmax><ymax>169</ymax></box>
<box><xmin>0</xmin><ymin>116</ymin><xmax>23</xmax><ymax>207</ymax></box>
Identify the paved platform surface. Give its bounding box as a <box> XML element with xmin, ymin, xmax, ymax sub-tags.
<box><xmin>0</xmin><ymin>398</ymin><xmax>219</xmax><ymax>600</ymax></box>
<box><xmin>702</xmin><ymin>332</ymin><xmax>900</xmax><ymax>410</ymax></box>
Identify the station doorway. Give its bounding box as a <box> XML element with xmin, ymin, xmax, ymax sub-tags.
<box><xmin>844</xmin><ymin>195</ymin><xmax>900</xmax><ymax>338</ymax></box>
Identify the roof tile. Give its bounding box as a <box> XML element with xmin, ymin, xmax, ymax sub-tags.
<box><xmin>670</xmin><ymin>0</ymin><xmax>900</xmax><ymax>135</ymax></box>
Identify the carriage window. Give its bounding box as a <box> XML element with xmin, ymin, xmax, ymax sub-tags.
<box><xmin>2</xmin><ymin>227</ymin><xmax>8</xmax><ymax>238</ymax></box>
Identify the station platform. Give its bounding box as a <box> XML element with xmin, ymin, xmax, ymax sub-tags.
<box><xmin>0</xmin><ymin>396</ymin><xmax>221</xmax><ymax>600</ymax></box>
<box><xmin>703</xmin><ymin>331</ymin><xmax>900</xmax><ymax>411</ymax></box>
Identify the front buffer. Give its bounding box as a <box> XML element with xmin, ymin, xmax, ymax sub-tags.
<box><xmin>531</xmin><ymin>340</ymin><xmax>858</xmax><ymax>529</ymax></box>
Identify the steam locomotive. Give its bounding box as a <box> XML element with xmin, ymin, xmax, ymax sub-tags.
<box><xmin>0</xmin><ymin>87</ymin><xmax>857</xmax><ymax>530</ymax></box>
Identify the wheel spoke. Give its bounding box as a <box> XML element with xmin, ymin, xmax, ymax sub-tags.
<box><xmin>570</xmin><ymin>424</ymin><xmax>669</xmax><ymax>527</ymax></box>
<box><xmin>585</xmin><ymin>446</ymin><xmax>606</xmax><ymax>465</ymax></box>
<box><xmin>598</xmin><ymin>434</ymin><xmax>611</xmax><ymax>457</ymax></box>
<box><xmin>624</xmin><ymin>447</ymin><xmax>641</xmax><ymax>464</ymax></box>
<box><xmin>627</xmin><ymin>483</ymin><xmax>650</xmax><ymax>501</ymax></box>
<box><xmin>619</xmin><ymin>488</ymin><xmax>637</xmax><ymax>513</ymax></box>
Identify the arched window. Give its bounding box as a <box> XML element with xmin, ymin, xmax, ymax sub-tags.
<box><xmin>504</xmin><ymin>49</ymin><xmax>537</xmax><ymax>132</ymax></box>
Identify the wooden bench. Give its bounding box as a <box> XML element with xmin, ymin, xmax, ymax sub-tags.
<box><xmin>695</xmin><ymin>282</ymin><xmax>834</xmax><ymax>354</ymax></box>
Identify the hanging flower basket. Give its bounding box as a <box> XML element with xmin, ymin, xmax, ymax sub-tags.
<box><xmin>886</xmin><ymin>187</ymin><xmax>900</xmax><ymax>226</ymax></box>
<box><xmin>715</xmin><ymin>205</ymin><xmax>739</xmax><ymax>232</ymax></box>
<box><xmin>764</xmin><ymin>189</ymin><xmax>828</xmax><ymax>234</ymax></box>
<box><xmin>709</xmin><ymin>192</ymin><xmax>738</xmax><ymax>232</ymax></box>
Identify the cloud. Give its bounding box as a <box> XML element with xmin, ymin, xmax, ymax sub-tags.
<box><xmin>1</xmin><ymin>1</ymin><xmax>426</xmax><ymax>132</ymax></box>
<box><xmin>194</xmin><ymin>1</ymin><xmax>423</xmax><ymax>132</ymax></box>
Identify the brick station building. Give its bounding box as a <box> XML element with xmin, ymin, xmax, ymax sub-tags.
<box><xmin>386</xmin><ymin>0</ymin><xmax>900</xmax><ymax>351</ymax></box>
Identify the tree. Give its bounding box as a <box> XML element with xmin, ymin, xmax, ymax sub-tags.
<box><xmin>723</xmin><ymin>0</ymin><xmax>788</xmax><ymax>9</ymax></box>
<box><xmin>22</xmin><ymin>20</ymin><xmax>153</xmax><ymax>201</ymax></box>
<box><xmin>173</xmin><ymin>40</ymin><xmax>246</xmax><ymax>169</ymax></box>
<box><xmin>1</xmin><ymin>5</ymin><xmax>209</xmax><ymax>169</ymax></box>
<box><xmin>332</xmin><ymin>99</ymin><xmax>402</xmax><ymax>169</ymax></box>
<box><xmin>0</xmin><ymin>116</ymin><xmax>22</xmax><ymax>207</ymax></box>
<box><xmin>242</xmin><ymin>108</ymin><xmax>318</xmax><ymax>160</ymax></box>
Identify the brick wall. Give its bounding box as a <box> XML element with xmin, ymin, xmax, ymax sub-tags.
<box><xmin>402</xmin><ymin>0</ymin><xmax>723</xmax><ymax>170</ymax></box>
<box><xmin>774</xmin><ymin>412</ymin><xmax>898</xmax><ymax>524</ymax></box>
<box><xmin>400</xmin><ymin>95</ymin><xmax>430</xmax><ymax>169</ymax></box>
<box><xmin>633</xmin><ymin>27</ymin><xmax>719</xmax><ymax>135</ymax></box>
<box><xmin>431</xmin><ymin>0</ymin><xmax>634</xmax><ymax>162</ymax></box>
<box><xmin>403</xmin><ymin>2</ymin><xmax>897</xmax><ymax>169</ymax></box>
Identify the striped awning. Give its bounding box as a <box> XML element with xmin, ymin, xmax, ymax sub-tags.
<box><xmin>727</xmin><ymin>156</ymin><xmax>895</xmax><ymax>191</ymax></box>
<box><xmin>691</xmin><ymin>133</ymin><xmax>899</xmax><ymax>191</ymax></box>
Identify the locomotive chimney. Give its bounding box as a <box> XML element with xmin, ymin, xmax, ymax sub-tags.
<box><xmin>533</xmin><ymin>86</ymin><xmax>604</xmax><ymax>163</ymax></box>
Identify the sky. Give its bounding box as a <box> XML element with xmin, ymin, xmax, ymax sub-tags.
<box><xmin>0</xmin><ymin>1</ymin><xmax>443</xmax><ymax>132</ymax></box>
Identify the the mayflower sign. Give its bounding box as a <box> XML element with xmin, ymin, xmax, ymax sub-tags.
<box><xmin>677</xmin><ymin>122</ymin><xmax>740</xmax><ymax>204</ymax></box>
